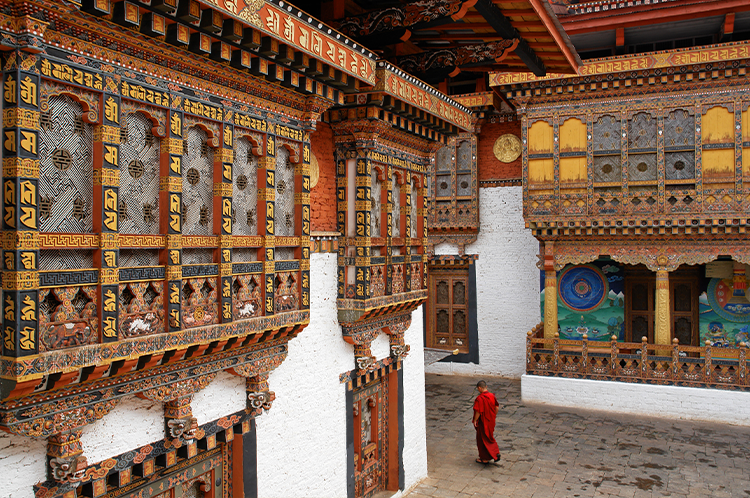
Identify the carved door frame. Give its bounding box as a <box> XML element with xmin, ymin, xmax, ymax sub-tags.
<box><xmin>352</xmin><ymin>376</ymin><xmax>388</xmax><ymax>498</ymax></box>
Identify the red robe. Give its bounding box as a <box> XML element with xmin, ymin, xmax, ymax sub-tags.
<box><xmin>473</xmin><ymin>391</ymin><xmax>500</xmax><ymax>461</ymax></box>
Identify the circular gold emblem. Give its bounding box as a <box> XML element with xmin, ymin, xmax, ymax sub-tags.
<box><xmin>493</xmin><ymin>134</ymin><xmax>522</xmax><ymax>163</ymax></box>
<box><xmin>310</xmin><ymin>151</ymin><xmax>320</xmax><ymax>188</ymax></box>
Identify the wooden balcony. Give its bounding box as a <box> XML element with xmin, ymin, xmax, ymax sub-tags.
<box><xmin>526</xmin><ymin>324</ymin><xmax>750</xmax><ymax>391</ymax></box>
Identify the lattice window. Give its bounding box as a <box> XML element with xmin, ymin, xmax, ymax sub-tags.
<box><xmin>119</xmin><ymin>249</ymin><xmax>159</xmax><ymax>267</ymax></box>
<box><xmin>628</xmin><ymin>112</ymin><xmax>657</xmax><ymax>149</ymax></box>
<box><xmin>274</xmin><ymin>146</ymin><xmax>295</xmax><ymax>239</ymax></box>
<box><xmin>593</xmin><ymin>155</ymin><xmax>622</xmax><ymax>183</ymax></box>
<box><xmin>436</xmin><ymin>145</ymin><xmax>452</xmax><ymax>172</ymax></box>
<box><xmin>664</xmin><ymin>109</ymin><xmax>695</xmax><ymax>182</ymax></box>
<box><xmin>627</xmin><ymin>153</ymin><xmax>657</xmax><ymax>182</ymax></box>
<box><xmin>182</xmin><ymin>248</ymin><xmax>213</xmax><ymax>265</ymax></box>
<box><xmin>371</xmin><ymin>169</ymin><xmax>382</xmax><ymax>238</ymax></box>
<box><xmin>232</xmin><ymin>248</ymin><xmax>258</xmax><ymax>262</ymax></box>
<box><xmin>119</xmin><ymin>112</ymin><xmax>160</xmax><ymax>234</ymax></box>
<box><xmin>665</xmin><ymin>109</ymin><xmax>695</xmax><ymax>148</ymax></box>
<box><xmin>594</xmin><ymin>114</ymin><xmax>621</xmax><ymax>152</ymax></box>
<box><xmin>665</xmin><ymin>150</ymin><xmax>695</xmax><ymax>180</ymax></box>
<box><xmin>392</xmin><ymin>173</ymin><xmax>401</xmax><ymax>238</ymax></box>
<box><xmin>39</xmin><ymin>95</ymin><xmax>94</xmax><ymax>234</ymax></box>
<box><xmin>182</xmin><ymin>127</ymin><xmax>213</xmax><ymax>236</ymax></box>
<box><xmin>39</xmin><ymin>250</ymin><xmax>94</xmax><ymax>271</ymax></box>
<box><xmin>232</xmin><ymin>137</ymin><xmax>258</xmax><ymax>236</ymax></box>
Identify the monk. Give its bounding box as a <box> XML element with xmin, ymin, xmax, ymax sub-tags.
<box><xmin>472</xmin><ymin>380</ymin><xmax>500</xmax><ymax>464</ymax></box>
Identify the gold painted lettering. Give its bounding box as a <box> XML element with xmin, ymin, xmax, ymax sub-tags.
<box><xmin>19</xmin><ymin>77</ymin><xmax>36</xmax><ymax>107</ymax></box>
<box><xmin>170</xmin><ymin>283</ymin><xmax>180</xmax><ymax>304</ymax></box>
<box><xmin>20</xmin><ymin>252</ymin><xmax>35</xmax><ymax>270</ymax></box>
<box><xmin>104</xmin><ymin>289</ymin><xmax>117</xmax><ymax>312</ymax></box>
<box><xmin>103</xmin><ymin>251</ymin><xmax>116</xmax><ymax>267</ymax></box>
<box><xmin>104</xmin><ymin>97</ymin><xmax>119</xmax><ymax>124</ymax></box>
<box><xmin>3</xmin><ymin>76</ymin><xmax>16</xmax><ymax>104</ymax></box>
<box><xmin>19</xmin><ymin>326</ymin><xmax>34</xmax><ymax>350</ymax></box>
<box><xmin>4</xmin><ymin>295</ymin><xmax>14</xmax><ymax>321</ymax></box>
<box><xmin>104</xmin><ymin>145</ymin><xmax>118</xmax><ymax>165</ymax></box>
<box><xmin>20</xmin><ymin>131</ymin><xmax>36</xmax><ymax>154</ymax></box>
<box><xmin>21</xmin><ymin>295</ymin><xmax>35</xmax><ymax>321</ymax></box>
<box><xmin>103</xmin><ymin>316</ymin><xmax>117</xmax><ymax>337</ymax></box>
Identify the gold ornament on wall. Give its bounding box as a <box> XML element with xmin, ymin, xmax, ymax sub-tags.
<box><xmin>493</xmin><ymin>134</ymin><xmax>522</xmax><ymax>163</ymax></box>
<box><xmin>310</xmin><ymin>151</ymin><xmax>319</xmax><ymax>188</ymax></box>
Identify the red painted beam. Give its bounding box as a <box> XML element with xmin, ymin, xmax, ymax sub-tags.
<box><xmin>561</xmin><ymin>0</ymin><xmax>750</xmax><ymax>35</ymax></box>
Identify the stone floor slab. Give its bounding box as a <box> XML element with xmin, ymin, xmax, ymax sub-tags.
<box><xmin>404</xmin><ymin>374</ymin><xmax>750</xmax><ymax>498</ymax></box>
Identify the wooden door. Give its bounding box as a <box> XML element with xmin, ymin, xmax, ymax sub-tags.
<box><xmin>670</xmin><ymin>276</ymin><xmax>699</xmax><ymax>346</ymax></box>
<box><xmin>625</xmin><ymin>277</ymin><xmax>654</xmax><ymax>343</ymax></box>
<box><xmin>353</xmin><ymin>377</ymin><xmax>388</xmax><ymax>498</ymax></box>
<box><xmin>624</xmin><ymin>268</ymin><xmax>699</xmax><ymax>345</ymax></box>
<box><xmin>427</xmin><ymin>269</ymin><xmax>470</xmax><ymax>353</ymax></box>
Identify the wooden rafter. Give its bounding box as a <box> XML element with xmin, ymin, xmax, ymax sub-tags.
<box><xmin>395</xmin><ymin>38</ymin><xmax>519</xmax><ymax>82</ymax></box>
<box><xmin>333</xmin><ymin>0</ymin><xmax>478</xmax><ymax>47</ymax></box>
<box><xmin>473</xmin><ymin>0</ymin><xmax>546</xmax><ymax>76</ymax></box>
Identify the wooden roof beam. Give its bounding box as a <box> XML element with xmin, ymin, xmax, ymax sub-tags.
<box><xmin>333</xmin><ymin>0</ymin><xmax>479</xmax><ymax>48</ymax></box>
<box><xmin>474</xmin><ymin>0</ymin><xmax>546</xmax><ymax>76</ymax></box>
<box><xmin>395</xmin><ymin>38</ymin><xmax>519</xmax><ymax>82</ymax></box>
<box><xmin>561</xmin><ymin>0</ymin><xmax>750</xmax><ymax>35</ymax></box>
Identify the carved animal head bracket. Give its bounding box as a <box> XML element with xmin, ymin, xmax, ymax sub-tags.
<box><xmin>164</xmin><ymin>396</ymin><xmax>199</xmax><ymax>441</ymax></box>
<box><xmin>49</xmin><ymin>455</ymin><xmax>88</xmax><ymax>484</ymax></box>
<box><xmin>47</xmin><ymin>430</ymin><xmax>87</xmax><ymax>484</ymax></box>
<box><xmin>167</xmin><ymin>416</ymin><xmax>199</xmax><ymax>440</ymax></box>
<box><xmin>246</xmin><ymin>374</ymin><xmax>275</xmax><ymax>412</ymax></box>
<box><xmin>354</xmin><ymin>342</ymin><xmax>376</xmax><ymax>375</ymax></box>
<box><xmin>384</xmin><ymin>315</ymin><xmax>412</xmax><ymax>361</ymax></box>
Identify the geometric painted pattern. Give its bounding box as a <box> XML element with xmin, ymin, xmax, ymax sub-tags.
<box><xmin>119</xmin><ymin>249</ymin><xmax>159</xmax><ymax>267</ymax></box>
<box><xmin>274</xmin><ymin>146</ymin><xmax>295</xmax><ymax>237</ymax></box>
<box><xmin>119</xmin><ymin>112</ymin><xmax>160</xmax><ymax>234</ymax></box>
<box><xmin>628</xmin><ymin>112</ymin><xmax>657</xmax><ymax>149</ymax></box>
<box><xmin>392</xmin><ymin>173</ymin><xmax>401</xmax><ymax>238</ymax></box>
<box><xmin>232</xmin><ymin>248</ymin><xmax>258</xmax><ymax>262</ymax></box>
<box><xmin>39</xmin><ymin>95</ymin><xmax>94</xmax><ymax>233</ymax></box>
<box><xmin>183</xmin><ymin>248</ymin><xmax>214</xmax><ymax>265</ymax></box>
<box><xmin>182</xmin><ymin>127</ymin><xmax>213</xmax><ymax>236</ymax></box>
<box><xmin>593</xmin><ymin>114</ymin><xmax>620</xmax><ymax>151</ymax></box>
<box><xmin>40</xmin><ymin>249</ymin><xmax>94</xmax><ymax>270</ymax></box>
<box><xmin>232</xmin><ymin>137</ymin><xmax>258</xmax><ymax>236</ymax></box>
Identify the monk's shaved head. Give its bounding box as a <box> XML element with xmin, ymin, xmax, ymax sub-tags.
<box><xmin>476</xmin><ymin>380</ymin><xmax>486</xmax><ymax>389</ymax></box>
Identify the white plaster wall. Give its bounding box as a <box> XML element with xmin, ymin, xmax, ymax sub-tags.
<box><xmin>371</xmin><ymin>330</ymin><xmax>392</xmax><ymax>361</ymax></box>
<box><xmin>400</xmin><ymin>306</ymin><xmax>428</xmax><ymax>493</ymax></box>
<box><xmin>428</xmin><ymin>186</ymin><xmax>540</xmax><ymax>378</ymax></box>
<box><xmin>256</xmin><ymin>252</ymin><xmax>353</xmax><ymax>498</ymax></box>
<box><xmin>522</xmin><ymin>375</ymin><xmax>750</xmax><ymax>426</ymax></box>
<box><xmin>0</xmin><ymin>431</ymin><xmax>47</xmax><ymax>498</ymax></box>
<box><xmin>192</xmin><ymin>370</ymin><xmax>247</xmax><ymax>425</ymax></box>
<box><xmin>256</xmin><ymin>254</ymin><xmax>429</xmax><ymax>498</ymax></box>
<box><xmin>81</xmin><ymin>395</ymin><xmax>163</xmax><ymax>465</ymax></box>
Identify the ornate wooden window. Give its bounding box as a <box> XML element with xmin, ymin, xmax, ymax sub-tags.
<box><xmin>120</xmin><ymin>112</ymin><xmax>160</xmax><ymax>235</ymax></box>
<box><xmin>232</xmin><ymin>137</ymin><xmax>258</xmax><ymax>238</ymax></box>
<box><xmin>426</xmin><ymin>261</ymin><xmax>475</xmax><ymax>356</ymax></box>
<box><xmin>182</xmin><ymin>126</ymin><xmax>214</xmax><ymax>237</ymax></box>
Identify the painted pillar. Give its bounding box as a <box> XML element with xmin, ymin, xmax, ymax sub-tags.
<box><xmin>544</xmin><ymin>270</ymin><xmax>558</xmax><ymax>339</ymax></box>
<box><xmin>655</xmin><ymin>269</ymin><xmax>671</xmax><ymax>345</ymax></box>
<box><xmin>543</xmin><ymin>242</ymin><xmax>557</xmax><ymax>339</ymax></box>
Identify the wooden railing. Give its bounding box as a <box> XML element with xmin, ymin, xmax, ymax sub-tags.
<box><xmin>526</xmin><ymin>324</ymin><xmax>749</xmax><ymax>390</ymax></box>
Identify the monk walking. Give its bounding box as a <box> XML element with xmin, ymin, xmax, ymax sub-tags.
<box><xmin>472</xmin><ymin>380</ymin><xmax>500</xmax><ymax>464</ymax></box>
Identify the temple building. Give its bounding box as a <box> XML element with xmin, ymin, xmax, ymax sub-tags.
<box><xmin>1</xmin><ymin>1</ymin><xmax>750</xmax><ymax>498</ymax></box>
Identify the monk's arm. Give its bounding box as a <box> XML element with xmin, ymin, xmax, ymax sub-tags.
<box><xmin>472</xmin><ymin>409</ymin><xmax>480</xmax><ymax>427</ymax></box>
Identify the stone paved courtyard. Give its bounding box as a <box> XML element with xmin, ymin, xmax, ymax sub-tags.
<box><xmin>405</xmin><ymin>374</ymin><xmax>750</xmax><ymax>498</ymax></box>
